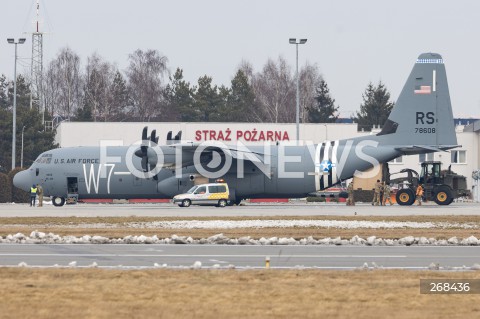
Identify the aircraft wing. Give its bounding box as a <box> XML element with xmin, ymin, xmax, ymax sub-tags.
<box><xmin>168</xmin><ymin>141</ymin><xmax>266</xmax><ymax>164</ymax></box>
<box><xmin>164</xmin><ymin>141</ymin><xmax>265</xmax><ymax>169</ymax></box>
<box><xmin>136</xmin><ymin>127</ymin><xmax>268</xmax><ymax>174</ymax></box>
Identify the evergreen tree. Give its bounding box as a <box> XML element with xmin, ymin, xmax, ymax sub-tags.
<box><xmin>354</xmin><ymin>81</ymin><xmax>394</xmax><ymax>131</ymax></box>
<box><xmin>193</xmin><ymin>75</ymin><xmax>222</xmax><ymax>122</ymax></box>
<box><xmin>74</xmin><ymin>102</ymin><xmax>93</xmax><ymax>121</ymax></box>
<box><xmin>110</xmin><ymin>71</ymin><xmax>129</xmax><ymax>120</ymax></box>
<box><xmin>163</xmin><ymin>68</ymin><xmax>197</xmax><ymax>121</ymax></box>
<box><xmin>307</xmin><ymin>80</ymin><xmax>339</xmax><ymax>123</ymax></box>
<box><xmin>0</xmin><ymin>74</ymin><xmax>9</xmax><ymax>110</ymax></box>
<box><xmin>222</xmin><ymin>70</ymin><xmax>255</xmax><ymax>122</ymax></box>
<box><xmin>0</xmin><ymin>75</ymin><xmax>57</xmax><ymax>172</ymax></box>
<box><xmin>7</xmin><ymin>75</ymin><xmax>31</xmax><ymax>108</ymax></box>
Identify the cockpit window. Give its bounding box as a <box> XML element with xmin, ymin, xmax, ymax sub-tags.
<box><xmin>35</xmin><ymin>153</ymin><xmax>52</xmax><ymax>164</ymax></box>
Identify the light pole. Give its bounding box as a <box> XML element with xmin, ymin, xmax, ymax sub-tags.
<box><xmin>289</xmin><ymin>38</ymin><xmax>307</xmax><ymax>145</ymax></box>
<box><xmin>7</xmin><ymin>37</ymin><xmax>26</xmax><ymax>170</ymax></box>
<box><xmin>21</xmin><ymin>126</ymin><xmax>26</xmax><ymax>168</ymax></box>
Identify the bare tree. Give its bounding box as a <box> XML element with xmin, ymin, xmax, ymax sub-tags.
<box><xmin>299</xmin><ymin>62</ymin><xmax>323</xmax><ymax>123</ymax></box>
<box><xmin>125</xmin><ymin>49</ymin><xmax>168</xmax><ymax>121</ymax></box>
<box><xmin>238</xmin><ymin>60</ymin><xmax>254</xmax><ymax>82</ymax></box>
<box><xmin>44</xmin><ymin>47</ymin><xmax>82</xmax><ymax>121</ymax></box>
<box><xmin>251</xmin><ymin>56</ymin><xmax>295</xmax><ymax>123</ymax></box>
<box><xmin>43</xmin><ymin>59</ymin><xmax>61</xmax><ymax>119</ymax></box>
<box><xmin>83</xmin><ymin>53</ymin><xmax>117</xmax><ymax>122</ymax></box>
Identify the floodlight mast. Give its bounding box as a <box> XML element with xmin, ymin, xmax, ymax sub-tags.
<box><xmin>7</xmin><ymin>38</ymin><xmax>26</xmax><ymax>170</ymax></box>
<box><xmin>289</xmin><ymin>38</ymin><xmax>308</xmax><ymax>145</ymax></box>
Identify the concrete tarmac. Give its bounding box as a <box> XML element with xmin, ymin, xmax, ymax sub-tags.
<box><xmin>1</xmin><ymin>244</ymin><xmax>479</xmax><ymax>269</ymax></box>
<box><xmin>0</xmin><ymin>201</ymin><xmax>479</xmax><ymax>217</ymax></box>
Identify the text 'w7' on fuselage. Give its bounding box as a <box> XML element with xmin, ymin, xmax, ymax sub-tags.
<box><xmin>14</xmin><ymin>53</ymin><xmax>458</xmax><ymax>206</ymax></box>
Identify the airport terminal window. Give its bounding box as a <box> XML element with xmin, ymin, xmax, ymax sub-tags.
<box><xmin>419</xmin><ymin>153</ymin><xmax>434</xmax><ymax>163</ymax></box>
<box><xmin>389</xmin><ymin>156</ymin><xmax>403</xmax><ymax>164</ymax></box>
<box><xmin>451</xmin><ymin>150</ymin><xmax>466</xmax><ymax>164</ymax></box>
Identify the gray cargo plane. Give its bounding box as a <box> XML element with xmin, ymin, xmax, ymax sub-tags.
<box><xmin>14</xmin><ymin>53</ymin><xmax>458</xmax><ymax>206</ymax></box>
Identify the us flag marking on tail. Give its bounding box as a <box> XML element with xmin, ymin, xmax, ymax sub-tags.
<box><xmin>414</xmin><ymin>85</ymin><xmax>431</xmax><ymax>94</ymax></box>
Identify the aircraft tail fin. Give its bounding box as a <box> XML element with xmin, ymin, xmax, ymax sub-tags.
<box><xmin>378</xmin><ymin>53</ymin><xmax>457</xmax><ymax>151</ymax></box>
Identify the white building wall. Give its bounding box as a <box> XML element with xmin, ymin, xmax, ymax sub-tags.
<box><xmin>55</xmin><ymin>122</ymin><xmax>360</xmax><ymax>147</ymax></box>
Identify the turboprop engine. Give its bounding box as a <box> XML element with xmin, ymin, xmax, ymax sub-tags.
<box><xmin>156</xmin><ymin>173</ymin><xmax>198</xmax><ymax>197</ymax></box>
<box><xmin>134</xmin><ymin>127</ymin><xmax>183</xmax><ymax>180</ymax></box>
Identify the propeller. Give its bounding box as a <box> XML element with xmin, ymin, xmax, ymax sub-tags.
<box><xmin>134</xmin><ymin>126</ymin><xmax>159</xmax><ymax>179</ymax></box>
<box><xmin>150</xmin><ymin>129</ymin><xmax>159</xmax><ymax>145</ymax></box>
<box><xmin>174</xmin><ymin>131</ymin><xmax>182</xmax><ymax>141</ymax></box>
<box><xmin>134</xmin><ymin>126</ymin><xmax>149</xmax><ymax>172</ymax></box>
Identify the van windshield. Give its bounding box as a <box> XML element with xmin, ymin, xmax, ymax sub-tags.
<box><xmin>187</xmin><ymin>186</ymin><xmax>198</xmax><ymax>194</ymax></box>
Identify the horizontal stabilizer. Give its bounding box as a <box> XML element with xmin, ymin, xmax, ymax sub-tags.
<box><xmin>395</xmin><ymin>145</ymin><xmax>460</xmax><ymax>154</ymax></box>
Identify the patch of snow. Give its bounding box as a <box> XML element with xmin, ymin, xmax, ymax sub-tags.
<box><xmin>428</xmin><ymin>262</ymin><xmax>440</xmax><ymax>270</ymax></box>
<box><xmin>448</xmin><ymin>237</ymin><xmax>459</xmax><ymax>245</ymax></box>
<box><xmin>128</xmin><ymin>220</ymin><xmax>444</xmax><ymax>229</ymax></box>
<box><xmin>471</xmin><ymin>263</ymin><xmax>480</xmax><ymax>270</ymax></box>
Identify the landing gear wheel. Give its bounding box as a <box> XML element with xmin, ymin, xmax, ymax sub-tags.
<box><xmin>217</xmin><ymin>199</ymin><xmax>227</xmax><ymax>207</ymax></box>
<box><xmin>396</xmin><ymin>189</ymin><xmax>415</xmax><ymax>206</ymax></box>
<box><xmin>181</xmin><ymin>199</ymin><xmax>191</xmax><ymax>208</ymax></box>
<box><xmin>228</xmin><ymin>199</ymin><xmax>242</xmax><ymax>206</ymax></box>
<box><xmin>434</xmin><ymin>186</ymin><xmax>453</xmax><ymax>205</ymax></box>
<box><xmin>52</xmin><ymin>196</ymin><xmax>65</xmax><ymax>207</ymax></box>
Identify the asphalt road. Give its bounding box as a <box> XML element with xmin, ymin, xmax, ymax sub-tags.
<box><xmin>1</xmin><ymin>244</ymin><xmax>479</xmax><ymax>269</ymax></box>
<box><xmin>0</xmin><ymin>201</ymin><xmax>479</xmax><ymax>217</ymax></box>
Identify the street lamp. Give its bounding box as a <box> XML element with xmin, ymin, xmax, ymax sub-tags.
<box><xmin>7</xmin><ymin>37</ymin><xmax>26</xmax><ymax>170</ymax></box>
<box><xmin>21</xmin><ymin>126</ymin><xmax>26</xmax><ymax>168</ymax></box>
<box><xmin>289</xmin><ymin>38</ymin><xmax>307</xmax><ymax>145</ymax></box>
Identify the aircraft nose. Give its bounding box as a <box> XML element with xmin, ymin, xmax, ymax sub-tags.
<box><xmin>13</xmin><ymin>170</ymin><xmax>32</xmax><ymax>192</ymax></box>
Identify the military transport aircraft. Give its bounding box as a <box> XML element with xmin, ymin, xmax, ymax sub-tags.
<box><xmin>14</xmin><ymin>53</ymin><xmax>458</xmax><ymax>206</ymax></box>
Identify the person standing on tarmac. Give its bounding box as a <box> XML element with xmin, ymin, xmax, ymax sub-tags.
<box><xmin>346</xmin><ymin>182</ymin><xmax>355</xmax><ymax>206</ymax></box>
<box><xmin>30</xmin><ymin>184</ymin><xmax>37</xmax><ymax>207</ymax></box>
<box><xmin>372</xmin><ymin>179</ymin><xmax>382</xmax><ymax>206</ymax></box>
<box><xmin>379</xmin><ymin>182</ymin><xmax>385</xmax><ymax>206</ymax></box>
<box><xmin>36</xmin><ymin>183</ymin><xmax>44</xmax><ymax>207</ymax></box>
<box><xmin>383</xmin><ymin>183</ymin><xmax>394</xmax><ymax>206</ymax></box>
<box><xmin>415</xmin><ymin>183</ymin><xmax>424</xmax><ymax>206</ymax></box>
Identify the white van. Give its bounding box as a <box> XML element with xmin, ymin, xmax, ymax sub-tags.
<box><xmin>173</xmin><ymin>182</ymin><xmax>230</xmax><ymax>207</ymax></box>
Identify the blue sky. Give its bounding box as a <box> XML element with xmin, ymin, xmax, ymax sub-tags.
<box><xmin>1</xmin><ymin>0</ymin><xmax>479</xmax><ymax>117</ymax></box>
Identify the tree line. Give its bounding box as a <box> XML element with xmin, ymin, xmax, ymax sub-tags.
<box><xmin>4</xmin><ymin>46</ymin><xmax>395</xmax><ymax>125</ymax></box>
<box><xmin>40</xmin><ymin>47</ymin><xmax>345</xmax><ymax>124</ymax></box>
<box><xmin>0</xmin><ymin>46</ymin><xmax>394</xmax><ymax>172</ymax></box>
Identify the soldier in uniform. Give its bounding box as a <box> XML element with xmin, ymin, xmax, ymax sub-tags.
<box><xmin>372</xmin><ymin>179</ymin><xmax>382</xmax><ymax>206</ymax></box>
<box><xmin>346</xmin><ymin>182</ymin><xmax>355</xmax><ymax>206</ymax></box>
<box><xmin>383</xmin><ymin>183</ymin><xmax>394</xmax><ymax>206</ymax></box>
<box><xmin>36</xmin><ymin>183</ymin><xmax>44</xmax><ymax>207</ymax></box>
